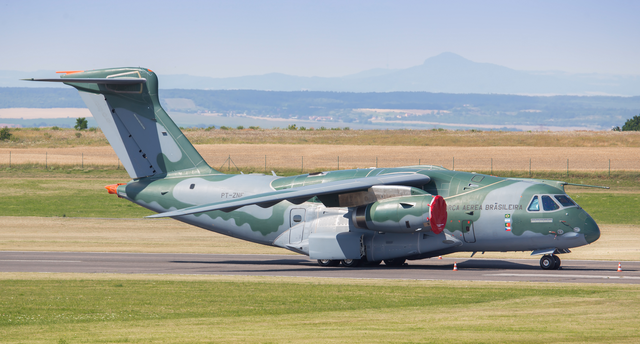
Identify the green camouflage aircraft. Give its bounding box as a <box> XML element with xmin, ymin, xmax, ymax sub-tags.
<box><xmin>28</xmin><ymin>67</ymin><xmax>601</xmax><ymax>270</ymax></box>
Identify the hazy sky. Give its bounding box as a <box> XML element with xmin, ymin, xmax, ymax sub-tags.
<box><xmin>1</xmin><ymin>0</ymin><xmax>638</xmax><ymax>77</ymax></box>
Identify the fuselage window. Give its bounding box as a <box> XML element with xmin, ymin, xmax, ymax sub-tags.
<box><xmin>541</xmin><ymin>195</ymin><xmax>559</xmax><ymax>211</ymax></box>
<box><xmin>554</xmin><ymin>195</ymin><xmax>576</xmax><ymax>207</ymax></box>
<box><xmin>528</xmin><ymin>196</ymin><xmax>540</xmax><ymax>211</ymax></box>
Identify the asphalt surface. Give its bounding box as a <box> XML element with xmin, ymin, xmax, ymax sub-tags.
<box><xmin>1</xmin><ymin>251</ymin><xmax>639</xmax><ymax>284</ymax></box>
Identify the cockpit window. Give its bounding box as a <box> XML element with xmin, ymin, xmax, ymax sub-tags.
<box><xmin>541</xmin><ymin>195</ymin><xmax>559</xmax><ymax>211</ymax></box>
<box><xmin>554</xmin><ymin>195</ymin><xmax>576</xmax><ymax>207</ymax></box>
<box><xmin>528</xmin><ymin>196</ymin><xmax>540</xmax><ymax>211</ymax></box>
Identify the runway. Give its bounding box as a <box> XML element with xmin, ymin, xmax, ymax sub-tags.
<box><xmin>1</xmin><ymin>251</ymin><xmax>639</xmax><ymax>284</ymax></box>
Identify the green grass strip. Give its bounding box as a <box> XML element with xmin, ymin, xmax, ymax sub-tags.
<box><xmin>1</xmin><ymin>277</ymin><xmax>639</xmax><ymax>343</ymax></box>
<box><xmin>0</xmin><ymin>179</ymin><xmax>153</xmax><ymax>218</ymax></box>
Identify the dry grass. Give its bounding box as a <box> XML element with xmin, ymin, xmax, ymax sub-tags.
<box><xmin>2</xmin><ymin>144</ymin><xmax>640</xmax><ymax>171</ymax></box>
<box><xmin>0</xmin><ymin>128</ymin><xmax>109</xmax><ymax>148</ymax></box>
<box><xmin>0</xmin><ymin>216</ymin><xmax>291</xmax><ymax>255</ymax></box>
<box><xmin>1</xmin><ymin>217</ymin><xmax>636</xmax><ymax>260</ymax></box>
<box><xmin>186</xmin><ymin>128</ymin><xmax>640</xmax><ymax>147</ymax></box>
<box><xmin>4</xmin><ymin>127</ymin><xmax>640</xmax><ymax>148</ymax></box>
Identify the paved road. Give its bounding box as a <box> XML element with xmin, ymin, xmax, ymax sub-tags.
<box><xmin>1</xmin><ymin>251</ymin><xmax>639</xmax><ymax>284</ymax></box>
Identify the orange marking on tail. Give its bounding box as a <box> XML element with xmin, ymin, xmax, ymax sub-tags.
<box><xmin>56</xmin><ymin>70</ymin><xmax>84</xmax><ymax>75</ymax></box>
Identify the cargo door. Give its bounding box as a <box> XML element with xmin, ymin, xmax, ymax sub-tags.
<box><xmin>462</xmin><ymin>220</ymin><xmax>476</xmax><ymax>243</ymax></box>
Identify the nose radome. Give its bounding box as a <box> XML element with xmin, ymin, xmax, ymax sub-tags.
<box><xmin>583</xmin><ymin>212</ymin><xmax>601</xmax><ymax>244</ymax></box>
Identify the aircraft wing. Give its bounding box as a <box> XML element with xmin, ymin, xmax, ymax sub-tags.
<box><xmin>147</xmin><ymin>172</ymin><xmax>430</xmax><ymax>218</ymax></box>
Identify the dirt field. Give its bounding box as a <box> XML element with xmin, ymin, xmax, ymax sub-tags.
<box><xmin>0</xmin><ymin>108</ymin><xmax>91</xmax><ymax>119</ymax></box>
<box><xmin>1</xmin><ymin>217</ymin><xmax>636</xmax><ymax>261</ymax></box>
<box><xmin>1</xmin><ymin>144</ymin><xmax>639</xmax><ymax>171</ymax></box>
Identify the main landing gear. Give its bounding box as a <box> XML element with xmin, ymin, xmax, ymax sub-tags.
<box><xmin>540</xmin><ymin>254</ymin><xmax>561</xmax><ymax>270</ymax></box>
<box><xmin>316</xmin><ymin>258</ymin><xmax>405</xmax><ymax>268</ymax></box>
<box><xmin>316</xmin><ymin>259</ymin><xmax>341</xmax><ymax>267</ymax></box>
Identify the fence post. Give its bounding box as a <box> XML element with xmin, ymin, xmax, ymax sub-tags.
<box><xmin>82</xmin><ymin>152</ymin><xmax>84</xmax><ymax>168</ymax></box>
<box><xmin>529</xmin><ymin>158</ymin><xmax>531</xmax><ymax>177</ymax></box>
<box><xmin>228</xmin><ymin>154</ymin><xmax>231</xmax><ymax>171</ymax></box>
<box><xmin>264</xmin><ymin>155</ymin><xmax>267</xmax><ymax>174</ymax></box>
<box><xmin>419</xmin><ymin>158</ymin><xmax>421</xmax><ymax>165</ymax></box>
<box><xmin>337</xmin><ymin>156</ymin><xmax>340</xmax><ymax>170</ymax></box>
<box><xmin>609</xmin><ymin>159</ymin><xmax>611</xmax><ymax>177</ymax></box>
<box><xmin>301</xmin><ymin>156</ymin><xmax>304</xmax><ymax>174</ymax></box>
<box><xmin>491</xmin><ymin>158</ymin><xmax>493</xmax><ymax>174</ymax></box>
<box><xmin>9</xmin><ymin>151</ymin><xmax>10</xmax><ymax>168</ymax></box>
<box><xmin>45</xmin><ymin>152</ymin><xmax>47</xmax><ymax>169</ymax></box>
<box><xmin>452</xmin><ymin>157</ymin><xmax>455</xmax><ymax>171</ymax></box>
<box><xmin>376</xmin><ymin>157</ymin><xmax>378</xmax><ymax>168</ymax></box>
<box><xmin>566</xmin><ymin>159</ymin><xmax>569</xmax><ymax>177</ymax></box>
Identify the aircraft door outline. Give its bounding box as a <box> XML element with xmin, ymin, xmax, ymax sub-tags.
<box><xmin>289</xmin><ymin>208</ymin><xmax>306</xmax><ymax>244</ymax></box>
<box><xmin>462</xmin><ymin>220</ymin><xmax>476</xmax><ymax>243</ymax></box>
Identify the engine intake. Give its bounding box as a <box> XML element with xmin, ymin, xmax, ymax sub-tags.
<box><xmin>352</xmin><ymin>195</ymin><xmax>447</xmax><ymax>234</ymax></box>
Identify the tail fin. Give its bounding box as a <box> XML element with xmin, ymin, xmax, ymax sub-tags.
<box><xmin>32</xmin><ymin>67</ymin><xmax>218</xmax><ymax>179</ymax></box>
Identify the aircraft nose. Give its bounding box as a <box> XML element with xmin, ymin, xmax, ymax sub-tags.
<box><xmin>582</xmin><ymin>211</ymin><xmax>601</xmax><ymax>244</ymax></box>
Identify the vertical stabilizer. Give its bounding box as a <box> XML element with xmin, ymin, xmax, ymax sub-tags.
<box><xmin>45</xmin><ymin>68</ymin><xmax>217</xmax><ymax>179</ymax></box>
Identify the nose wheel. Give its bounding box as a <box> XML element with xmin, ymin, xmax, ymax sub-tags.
<box><xmin>540</xmin><ymin>255</ymin><xmax>561</xmax><ymax>270</ymax></box>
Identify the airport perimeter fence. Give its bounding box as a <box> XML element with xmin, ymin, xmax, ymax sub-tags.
<box><xmin>1</xmin><ymin>150</ymin><xmax>639</xmax><ymax>176</ymax></box>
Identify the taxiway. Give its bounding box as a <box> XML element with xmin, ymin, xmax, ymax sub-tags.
<box><xmin>1</xmin><ymin>251</ymin><xmax>638</xmax><ymax>284</ymax></box>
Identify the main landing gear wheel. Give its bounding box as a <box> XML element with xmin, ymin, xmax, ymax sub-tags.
<box><xmin>552</xmin><ymin>255</ymin><xmax>562</xmax><ymax>270</ymax></box>
<box><xmin>317</xmin><ymin>259</ymin><xmax>340</xmax><ymax>267</ymax></box>
<box><xmin>341</xmin><ymin>259</ymin><xmax>362</xmax><ymax>267</ymax></box>
<box><xmin>383</xmin><ymin>258</ymin><xmax>406</xmax><ymax>267</ymax></box>
<box><xmin>540</xmin><ymin>255</ymin><xmax>560</xmax><ymax>270</ymax></box>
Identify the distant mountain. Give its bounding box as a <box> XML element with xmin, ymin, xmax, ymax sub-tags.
<box><xmin>157</xmin><ymin>53</ymin><xmax>640</xmax><ymax>95</ymax></box>
<box><xmin>2</xmin><ymin>53</ymin><xmax>639</xmax><ymax>95</ymax></box>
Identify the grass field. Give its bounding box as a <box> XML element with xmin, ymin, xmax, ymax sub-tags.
<box><xmin>1</xmin><ymin>134</ymin><xmax>639</xmax><ymax>342</ymax></box>
<box><xmin>3</xmin><ymin>127</ymin><xmax>640</xmax><ymax>148</ymax></box>
<box><xmin>0</xmin><ymin>273</ymin><xmax>639</xmax><ymax>343</ymax></box>
<box><xmin>0</xmin><ymin>168</ymin><xmax>638</xmax><ymax>260</ymax></box>
<box><xmin>3</xmin><ymin>144</ymin><xmax>640</xmax><ymax>172</ymax></box>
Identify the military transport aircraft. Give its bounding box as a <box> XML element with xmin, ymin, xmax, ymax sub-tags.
<box><xmin>27</xmin><ymin>67</ymin><xmax>602</xmax><ymax>270</ymax></box>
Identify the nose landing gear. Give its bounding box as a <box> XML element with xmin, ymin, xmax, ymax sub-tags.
<box><xmin>540</xmin><ymin>254</ymin><xmax>561</xmax><ymax>270</ymax></box>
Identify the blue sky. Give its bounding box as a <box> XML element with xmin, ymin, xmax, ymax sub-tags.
<box><xmin>1</xmin><ymin>0</ymin><xmax>638</xmax><ymax>77</ymax></box>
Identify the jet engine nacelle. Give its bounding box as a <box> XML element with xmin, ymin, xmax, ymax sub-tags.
<box><xmin>352</xmin><ymin>195</ymin><xmax>447</xmax><ymax>234</ymax></box>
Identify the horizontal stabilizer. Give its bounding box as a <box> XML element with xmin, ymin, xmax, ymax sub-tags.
<box><xmin>147</xmin><ymin>172</ymin><xmax>431</xmax><ymax>218</ymax></box>
<box><xmin>22</xmin><ymin>78</ymin><xmax>146</xmax><ymax>84</ymax></box>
